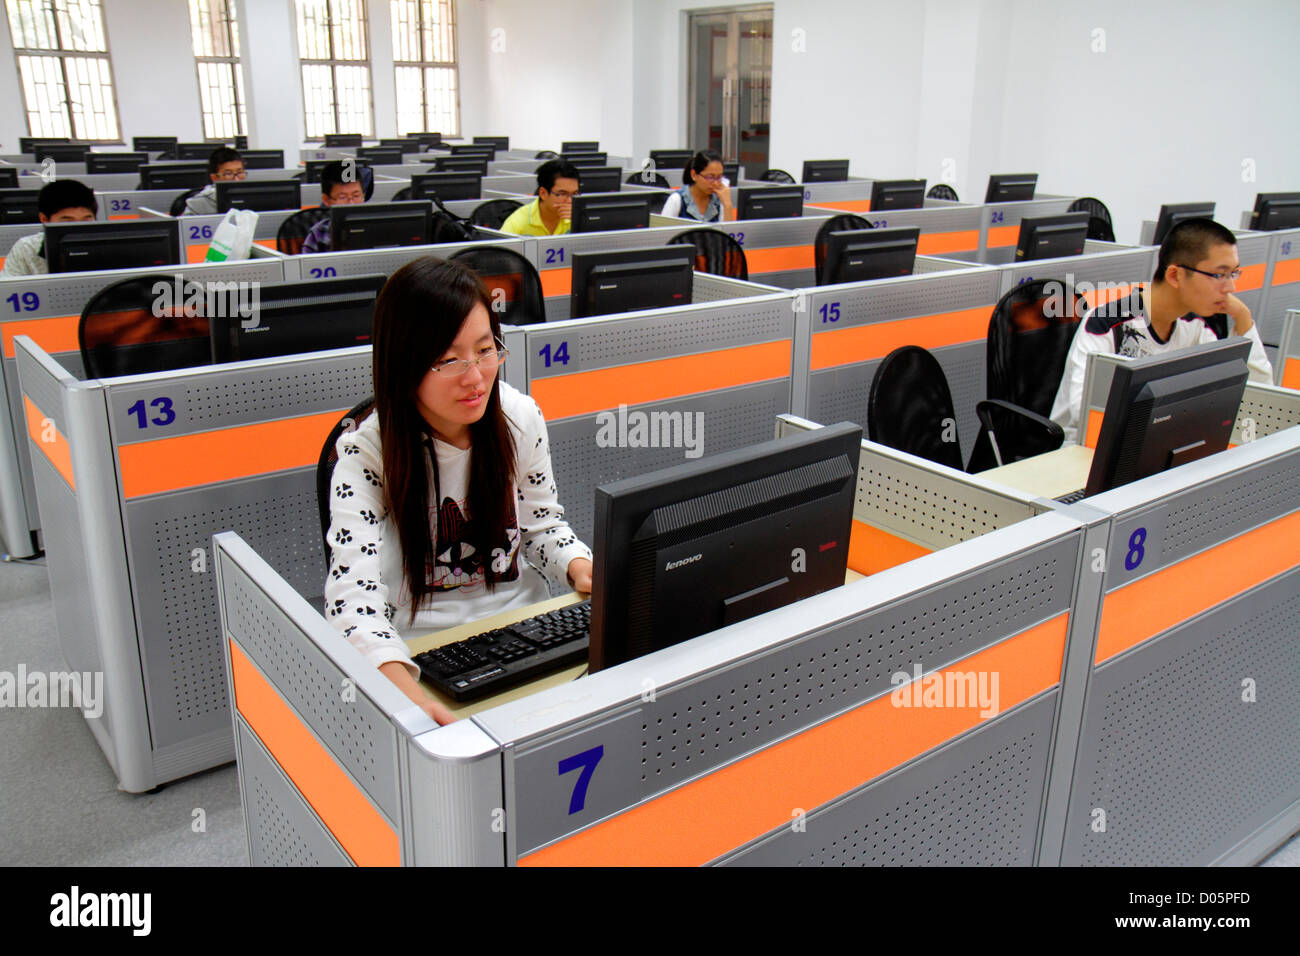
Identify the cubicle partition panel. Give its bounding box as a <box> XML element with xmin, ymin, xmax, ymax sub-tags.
<box><xmin>133</xmin><ymin>209</ymin><xmax>317</xmax><ymax>263</ymax></box>
<box><xmin>801</xmin><ymin>266</ymin><xmax>1001</xmax><ymax>464</ymax></box>
<box><xmin>1043</xmin><ymin>427</ymin><xmax>1300</xmax><ymax>865</ymax></box>
<box><xmin>1225</xmin><ymin>232</ymin><xmax>1272</xmax><ymax>337</ymax></box>
<box><xmin>798</xmin><ymin>178</ymin><xmax>875</xmax><ymax>208</ymax></box>
<box><xmin>1</xmin><ymin>222</ymin><xmax>37</xmax><ymax>265</ymax></box>
<box><xmin>978</xmin><ymin>197</ymin><xmax>1075</xmax><ymax>264</ymax></box>
<box><xmin>278</xmin><ymin>237</ymin><xmax>528</xmax><ymax>282</ymax></box>
<box><xmin>0</xmin><ymin>259</ymin><xmax>284</xmax><ymax>557</ymax></box>
<box><xmin>511</xmin><ymin>292</ymin><xmax>797</xmax><ymax>545</ymax></box>
<box><xmin>483</xmin><ymin>174</ymin><xmax>539</xmax><ymax>196</ymax></box>
<box><xmin>15</xmin><ymin>337</ymin><xmax>373</xmax><ymax>791</ymax></box>
<box><xmin>531</xmin><ymin>226</ymin><xmax>694</xmax><ymax>321</ymax></box>
<box><xmin>698</xmin><ymin>214</ymin><xmax>835</xmax><ymax>289</ymax></box>
<box><xmin>1259</xmin><ymin>228</ymin><xmax>1300</xmax><ymax>347</ymax></box>
<box><xmin>94</xmin><ymin>190</ymin><xmax>187</xmax><ymax>221</ymax></box>
<box><xmin>996</xmin><ymin>243</ymin><xmax>1157</xmax><ymax>309</ymax></box>
<box><xmin>1279</xmin><ymin>309</ymin><xmax>1300</xmax><ymax>389</ymax></box>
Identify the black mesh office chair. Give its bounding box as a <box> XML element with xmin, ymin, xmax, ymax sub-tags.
<box><xmin>429</xmin><ymin>210</ymin><xmax>479</xmax><ymax>243</ymax></box>
<box><xmin>451</xmin><ymin>246</ymin><xmax>546</xmax><ymax>326</ymax></box>
<box><xmin>317</xmin><ymin>396</ymin><xmax>375</xmax><ymax>563</ymax></box>
<box><xmin>79</xmin><ymin>275</ymin><xmax>213</xmax><ymax>379</ymax></box>
<box><xmin>867</xmin><ymin>346</ymin><xmax>965</xmax><ymax>472</ymax></box>
<box><xmin>276</xmin><ymin>207</ymin><xmax>330</xmax><ymax>254</ymax></box>
<box><xmin>668</xmin><ymin>228</ymin><xmax>748</xmax><ymax>280</ymax></box>
<box><xmin>1067</xmin><ymin>196</ymin><xmax>1115</xmax><ymax>242</ymax></box>
<box><xmin>169</xmin><ymin>186</ymin><xmax>205</xmax><ymax>217</ymax></box>
<box><xmin>965</xmin><ymin>278</ymin><xmax>1080</xmax><ymax>470</ymax></box>
<box><xmin>759</xmin><ymin>169</ymin><xmax>796</xmax><ymax>184</ymax></box>
<box><xmin>626</xmin><ymin>171</ymin><xmax>670</xmax><ymax>189</ymax></box>
<box><xmin>814</xmin><ymin>214</ymin><xmax>870</xmax><ymax>284</ymax></box>
<box><xmin>391</xmin><ymin>186</ymin><xmax>413</xmax><ymax>200</ymax></box>
<box><xmin>470</xmin><ymin>198</ymin><xmax>522</xmax><ymax>230</ymax></box>
<box><xmin>535</xmin><ymin>150</ymin><xmax>559</xmax><ymax>159</ymax></box>
<box><xmin>927</xmin><ymin>183</ymin><xmax>959</xmax><ymax>202</ymax></box>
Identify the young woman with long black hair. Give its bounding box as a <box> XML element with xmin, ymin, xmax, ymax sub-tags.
<box><xmin>325</xmin><ymin>257</ymin><xmax>592</xmax><ymax>725</ymax></box>
<box><xmin>659</xmin><ymin>149</ymin><xmax>737</xmax><ymax>222</ymax></box>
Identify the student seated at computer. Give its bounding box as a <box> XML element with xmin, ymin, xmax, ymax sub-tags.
<box><xmin>324</xmin><ymin>257</ymin><xmax>594</xmax><ymax>724</ymax></box>
<box><xmin>498</xmin><ymin>159</ymin><xmax>580</xmax><ymax>236</ymax></box>
<box><xmin>0</xmin><ymin>179</ymin><xmax>96</xmax><ymax>278</ymax></box>
<box><xmin>659</xmin><ymin>150</ymin><xmax>736</xmax><ymax>222</ymax></box>
<box><xmin>300</xmin><ymin>161</ymin><xmax>366</xmax><ymax>254</ymax></box>
<box><xmin>1049</xmin><ymin>218</ymin><xmax>1273</xmax><ymax>444</ymax></box>
<box><xmin>182</xmin><ymin>147</ymin><xmax>245</xmax><ymax>215</ymax></box>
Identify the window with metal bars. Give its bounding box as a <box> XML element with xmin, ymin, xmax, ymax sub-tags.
<box><xmin>297</xmin><ymin>0</ymin><xmax>373</xmax><ymax>139</ymax></box>
<box><xmin>188</xmin><ymin>0</ymin><xmax>246</xmax><ymax>140</ymax></box>
<box><xmin>391</xmin><ymin>0</ymin><xmax>459</xmax><ymax>137</ymax></box>
<box><xmin>6</xmin><ymin>0</ymin><xmax>120</xmax><ymax>140</ymax></box>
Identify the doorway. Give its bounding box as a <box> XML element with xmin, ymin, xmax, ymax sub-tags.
<box><xmin>687</xmin><ymin>5</ymin><xmax>773</xmax><ymax>178</ymax></box>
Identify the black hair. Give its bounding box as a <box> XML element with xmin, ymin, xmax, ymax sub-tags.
<box><xmin>536</xmin><ymin>159</ymin><xmax>581</xmax><ymax>193</ymax></box>
<box><xmin>683</xmin><ymin>150</ymin><xmax>724</xmax><ymax>187</ymax></box>
<box><xmin>207</xmin><ymin>146</ymin><xmax>243</xmax><ymax>174</ymax></box>
<box><xmin>38</xmin><ymin>179</ymin><xmax>97</xmax><ymax>217</ymax></box>
<box><xmin>1154</xmin><ymin>218</ymin><xmax>1238</xmax><ymax>284</ymax></box>
<box><xmin>319</xmin><ymin>160</ymin><xmax>362</xmax><ymax>198</ymax></box>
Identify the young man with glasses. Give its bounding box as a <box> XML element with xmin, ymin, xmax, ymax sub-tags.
<box><xmin>499</xmin><ymin>159</ymin><xmax>580</xmax><ymax>236</ymax></box>
<box><xmin>182</xmin><ymin>146</ymin><xmax>246</xmax><ymax>215</ymax></box>
<box><xmin>1050</xmin><ymin>218</ymin><xmax>1273</xmax><ymax>443</ymax></box>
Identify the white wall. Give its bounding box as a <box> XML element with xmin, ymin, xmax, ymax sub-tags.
<box><xmin>236</xmin><ymin>0</ymin><xmax>306</xmax><ymax>155</ymax></box>
<box><xmin>104</xmin><ymin>0</ymin><xmax>205</xmax><ymax>143</ymax></box>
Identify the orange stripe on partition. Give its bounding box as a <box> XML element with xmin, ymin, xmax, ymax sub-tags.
<box><xmin>229</xmin><ymin>641</ymin><xmax>399</xmax><ymax>866</ymax></box>
<box><xmin>1081</xmin><ymin>282</ymin><xmax>1139</xmax><ymax>310</ymax></box>
<box><xmin>254</xmin><ymin>238</ymin><xmax>277</xmax><ymax>250</ymax></box>
<box><xmin>186</xmin><ymin>244</ymin><xmax>209</xmax><ymax>263</ymax></box>
<box><xmin>917</xmin><ymin>230</ymin><xmax>980</xmax><ymax>255</ymax></box>
<box><xmin>2</xmin><ymin>314</ymin><xmax>81</xmax><ymax>358</ymax></box>
<box><xmin>117</xmin><ymin>409</ymin><xmax>347</xmax><ymax>498</ymax></box>
<box><xmin>987</xmin><ymin>225</ymin><xmax>1021</xmax><ymax>247</ymax></box>
<box><xmin>807</xmin><ymin>199</ymin><xmax>873</xmax><ymax>213</ymax></box>
<box><xmin>1233</xmin><ymin>262</ymin><xmax>1265</xmax><ymax>293</ymax></box>
<box><xmin>809</xmin><ymin>307</ymin><xmax>990</xmax><ymax>371</ymax></box>
<box><xmin>847</xmin><ymin>520</ymin><xmax>931</xmax><ymax>575</ymax></box>
<box><xmin>540</xmin><ymin>268</ymin><xmax>571</xmax><ymax>298</ymax></box>
<box><xmin>745</xmin><ymin>244</ymin><xmax>814</xmax><ymax>275</ymax></box>
<box><xmin>23</xmin><ymin>396</ymin><xmax>74</xmax><ymax>489</ymax></box>
<box><xmin>1095</xmin><ymin>509</ymin><xmax>1300</xmax><ymax>665</ymax></box>
<box><xmin>1272</xmin><ymin>258</ymin><xmax>1300</xmax><ymax>286</ymax></box>
<box><xmin>109</xmin><ymin>214</ymin><xmax>139</xmax><ymax>220</ymax></box>
<box><xmin>529</xmin><ymin>341</ymin><xmax>791</xmax><ymax>422</ymax></box>
<box><xmin>1283</xmin><ymin>358</ymin><xmax>1300</xmax><ymax>390</ymax></box>
<box><xmin>519</xmin><ymin>612</ymin><xmax>1068</xmax><ymax>866</ymax></box>
<box><xmin>1083</xmin><ymin>409</ymin><xmax>1104</xmax><ymax>449</ymax></box>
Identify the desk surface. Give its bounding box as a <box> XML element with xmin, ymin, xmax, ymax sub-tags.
<box><xmin>406</xmin><ymin>569</ymin><xmax>865</xmax><ymax>719</ymax></box>
<box><xmin>978</xmin><ymin>444</ymin><xmax>1094</xmax><ymax>499</ymax></box>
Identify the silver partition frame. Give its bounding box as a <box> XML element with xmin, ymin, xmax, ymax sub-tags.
<box><xmin>1258</xmin><ymin>228</ymin><xmax>1300</xmax><ymax>346</ymax></box>
<box><xmin>0</xmin><ymin>259</ymin><xmax>284</xmax><ymax>557</ymax></box>
<box><xmin>996</xmin><ymin>242</ymin><xmax>1155</xmax><ymax>298</ymax></box>
<box><xmin>276</xmin><ymin>236</ymin><xmax>530</xmax><ymax>281</ymax></box>
<box><xmin>797</xmin><ymin>200</ymin><xmax>986</xmax><ymax>264</ymax></box>
<box><xmin>977</xmin><ymin>196</ymin><xmax>1075</xmax><ymax>264</ymax></box>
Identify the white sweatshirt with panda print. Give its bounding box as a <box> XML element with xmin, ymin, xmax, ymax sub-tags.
<box><xmin>324</xmin><ymin>382</ymin><xmax>592</xmax><ymax>679</ymax></box>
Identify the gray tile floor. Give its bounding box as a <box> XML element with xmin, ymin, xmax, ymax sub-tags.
<box><xmin>0</xmin><ymin>554</ymin><xmax>1294</xmax><ymax>867</ymax></box>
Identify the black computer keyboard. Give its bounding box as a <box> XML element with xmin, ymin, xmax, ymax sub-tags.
<box><xmin>413</xmin><ymin>600</ymin><xmax>590</xmax><ymax>702</ymax></box>
<box><xmin>1054</xmin><ymin>488</ymin><xmax>1087</xmax><ymax>504</ymax></box>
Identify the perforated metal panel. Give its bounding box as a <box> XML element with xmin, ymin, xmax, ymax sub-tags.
<box><xmin>125</xmin><ymin>475</ymin><xmax>327</xmax><ymax>748</ymax></box>
<box><xmin>237</xmin><ymin>721</ymin><xmax>352</xmax><ymax>866</ymax></box>
<box><xmin>293</xmin><ymin>240</ymin><xmax>497</xmax><ymax>279</ymax></box>
<box><xmin>721</xmin><ymin>694</ymin><xmax>1055</xmax><ymax>866</ymax></box>
<box><xmin>547</xmin><ymin>382</ymin><xmax>789</xmax><ymax>545</ymax></box>
<box><xmin>812</xmin><ymin>269</ymin><xmax>997</xmax><ymax>326</ymax></box>
<box><xmin>1063</xmin><ymin>574</ymin><xmax>1300</xmax><ymax>865</ymax></box>
<box><xmin>223</xmin><ymin>556</ymin><xmax>403</xmax><ymax>823</ymax></box>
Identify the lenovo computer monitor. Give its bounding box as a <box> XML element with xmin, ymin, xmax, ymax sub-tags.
<box><xmin>216</xmin><ymin>180</ymin><xmax>302</xmax><ymax>213</ymax></box>
<box><xmin>0</xmin><ymin>189</ymin><xmax>40</xmax><ymax>224</ymax></box>
<box><xmin>175</xmin><ymin>142</ymin><xmax>222</xmax><ymax>160</ymax></box>
<box><xmin>139</xmin><ymin>162</ymin><xmax>210</xmax><ymax>190</ymax></box>
<box><xmin>589</xmin><ymin>421</ymin><xmax>861</xmax><ymax>673</ymax></box>
<box><xmin>240</xmin><ymin>149</ymin><xmax>286</xmax><ymax>169</ymax></box>
<box><xmin>821</xmin><ymin>227</ymin><xmax>921</xmax><ymax>285</ymax></box>
<box><xmin>85</xmin><ymin>152</ymin><xmax>148</xmax><ymax>174</ymax></box>
<box><xmin>235</xmin><ymin>136</ymin><xmax>248</xmax><ymax>150</ymax></box>
<box><xmin>324</xmin><ymin>133</ymin><xmax>364</xmax><ymax>147</ymax></box>
<box><xmin>561</xmin><ymin>141</ymin><xmax>599</xmax><ymax>153</ymax></box>
<box><xmin>563</xmin><ymin>152</ymin><xmax>608</xmax><ymax>168</ymax></box>
<box><xmin>869</xmin><ymin>178</ymin><xmax>926</xmax><ymax>211</ymax></box>
<box><xmin>985</xmin><ymin>173</ymin><xmax>1038</xmax><ymax>203</ymax></box>
<box><xmin>649</xmin><ymin>149</ymin><xmax>695</xmax><ymax>170</ymax></box>
<box><xmin>407</xmin><ymin>132</ymin><xmax>443</xmax><ymax>149</ymax></box>
<box><xmin>450</xmin><ymin>144</ymin><xmax>495</xmax><ymax>160</ymax></box>
<box><xmin>570</xmin><ymin>193</ymin><xmax>654</xmax><ymax>233</ymax></box>
<box><xmin>132</xmin><ymin>136</ymin><xmax>178</xmax><ymax>153</ymax></box>
<box><xmin>210</xmin><ymin>273</ymin><xmax>387</xmax><ymax>363</ymax></box>
<box><xmin>1152</xmin><ymin>202</ymin><xmax>1216</xmax><ymax>244</ymax></box>
<box><xmin>474</xmin><ymin>136</ymin><xmax>510</xmax><ymax>151</ymax></box>
<box><xmin>569</xmin><ymin>245</ymin><xmax>694</xmax><ymax>318</ymax></box>
<box><xmin>1083</xmin><ymin>338</ymin><xmax>1251</xmax><ymax>497</ymax></box>
<box><xmin>723</xmin><ymin>162</ymin><xmax>740</xmax><ymax>184</ymax></box>
<box><xmin>1249</xmin><ymin>192</ymin><xmax>1300</xmax><ymax>231</ymax></box>
<box><xmin>329</xmin><ymin>201</ymin><xmax>433</xmax><ymax>251</ymax></box>
<box><xmin>302</xmin><ymin>158</ymin><xmax>371</xmax><ymax>183</ymax></box>
<box><xmin>1014</xmin><ymin>212</ymin><xmax>1090</xmax><ymax>261</ymax></box>
<box><xmin>44</xmin><ymin>219</ymin><xmax>182</xmax><ymax>273</ymax></box>
<box><xmin>410</xmin><ymin>172</ymin><xmax>481</xmax><ymax>202</ymax></box>
<box><xmin>736</xmin><ymin>186</ymin><xmax>804</xmax><ymax>219</ymax></box>
<box><xmin>355</xmin><ymin>146</ymin><xmax>404</xmax><ymax>166</ymax></box>
<box><xmin>0</xmin><ymin>168</ymin><xmax>18</xmax><ymax>188</ymax></box>
<box><xmin>34</xmin><ymin>144</ymin><xmax>88</xmax><ymax>164</ymax></box>
<box><xmin>802</xmin><ymin>159</ymin><xmax>850</xmax><ymax>183</ymax></box>
<box><xmin>21</xmin><ymin>136</ymin><xmax>69</xmax><ymax>153</ymax></box>
<box><xmin>378</xmin><ymin>138</ymin><xmax>421</xmax><ymax>154</ymax></box>
<box><xmin>433</xmin><ymin>157</ymin><xmax>489</xmax><ymax>175</ymax></box>
<box><xmin>577</xmin><ymin>167</ymin><xmax>623</xmax><ymax>194</ymax></box>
